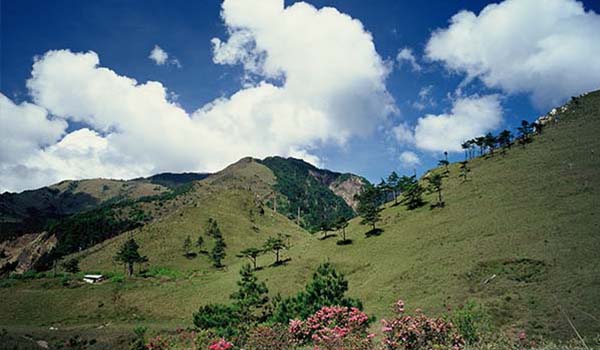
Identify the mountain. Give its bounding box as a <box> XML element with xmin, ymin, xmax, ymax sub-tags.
<box><xmin>0</xmin><ymin>157</ymin><xmax>364</xmax><ymax>273</ymax></box>
<box><xmin>1</xmin><ymin>91</ymin><xmax>598</xmax><ymax>345</ymax></box>
<box><xmin>260</xmin><ymin>156</ymin><xmax>366</xmax><ymax>232</ymax></box>
<box><xmin>0</xmin><ymin>178</ymin><xmax>169</xmax><ymax>241</ymax></box>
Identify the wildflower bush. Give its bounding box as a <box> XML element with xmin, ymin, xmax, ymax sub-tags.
<box><xmin>208</xmin><ymin>338</ymin><xmax>234</xmax><ymax>350</ymax></box>
<box><xmin>381</xmin><ymin>300</ymin><xmax>464</xmax><ymax>350</ymax></box>
<box><xmin>290</xmin><ymin>305</ymin><xmax>373</xmax><ymax>350</ymax></box>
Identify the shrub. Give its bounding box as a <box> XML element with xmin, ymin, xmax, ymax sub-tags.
<box><xmin>111</xmin><ymin>273</ymin><xmax>125</xmax><ymax>283</ymax></box>
<box><xmin>450</xmin><ymin>300</ymin><xmax>490</xmax><ymax>344</ymax></box>
<box><xmin>381</xmin><ymin>300</ymin><xmax>464</xmax><ymax>350</ymax></box>
<box><xmin>208</xmin><ymin>338</ymin><xmax>233</xmax><ymax>350</ymax></box>
<box><xmin>289</xmin><ymin>305</ymin><xmax>373</xmax><ymax>350</ymax></box>
<box><xmin>246</xmin><ymin>324</ymin><xmax>293</xmax><ymax>350</ymax></box>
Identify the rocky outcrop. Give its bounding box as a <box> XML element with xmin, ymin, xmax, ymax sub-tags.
<box><xmin>328</xmin><ymin>175</ymin><xmax>366</xmax><ymax>211</ymax></box>
<box><xmin>0</xmin><ymin>231</ymin><xmax>57</xmax><ymax>274</ymax></box>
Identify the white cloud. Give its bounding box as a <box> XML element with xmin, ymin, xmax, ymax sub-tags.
<box><xmin>0</xmin><ymin>94</ymin><xmax>66</xmax><ymax>164</ymax></box>
<box><xmin>399</xmin><ymin>151</ymin><xmax>421</xmax><ymax>168</ymax></box>
<box><xmin>392</xmin><ymin>122</ymin><xmax>414</xmax><ymax>145</ymax></box>
<box><xmin>396</xmin><ymin>47</ymin><xmax>422</xmax><ymax>72</ymax></box>
<box><xmin>149</xmin><ymin>45</ymin><xmax>181</xmax><ymax>67</ymax></box>
<box><xmin>1</xmin><ymin>0</ymin><xmax>395</xmax><ymax>192</ymax></box>
<box><xmin>413</xmin><ymin>94</ymin><xmax>503</xmax><ymax>152</ymax></box>
<box><xmin>426</xmin><ymin>0</ymin><xmax>600</xmax><ymax>109</ymax></box>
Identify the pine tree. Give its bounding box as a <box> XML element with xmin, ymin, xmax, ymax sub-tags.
<box><xmin>114</xmin><ymin>238</ymin><xmax>147</xmax><ymax>276</ymax></box>
<box><xmin>183</xmin><ymin>235</ymin><xmax>192</xmax><ymax>257</ymax></box>
<box><xmin>236</xmin><ymin>247</ymin><xmax>262</xmax><ymax>270</ymax></box>
<box><xmin>230</xmin><ymin>264</ymin><xmax>269</xmax><ymax>323</ymax></box>
<box><xmin>403</xmin><ymin>175</ymin><xmax>425</xmax><ymax>210</ymax></box>
<box><xmin>355</xmin><ymin>184</ymin><xmax>382</xmax><ymax>232</ymax></box>
<box><xmin>211</xmin><ymin>239</ymin><xmax>226</xmax><ymax>268</ymax></box>
<box><xmin>427</xmin><ymin>173</ymin><xmax>445</xmax><ymax>208</ymax></box>
<box><xmin>484</xmin><ymin>132</ymin><xmax>498</xmax><ymax>157</ymax></box>
<box><xmin>263</xmin><ymin>234</ymin><xmax>288</xmax><ymax>265</ymax></box>
<box><xmin>387</xmin><ymin>171</ymin><xmax>400</xmax><ymax>204</ymax></box>
<box><xmin>335</xmin><ymin>216</ymin><xmax>350</xmax><ymax>243</ymax></box>
<box><xmin>497</xmin><ymin>129</ymin><xmax>513</xmax><ymax>154</ymax></box>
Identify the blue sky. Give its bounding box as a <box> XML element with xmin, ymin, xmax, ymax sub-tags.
<box><xmin>2</xmin><ymin>0</ymin><xmax>600</xmax><ymax>192</ymax></box>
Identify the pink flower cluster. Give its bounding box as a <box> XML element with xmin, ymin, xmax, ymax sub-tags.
<box><xmin>289</xmin><ymin>306</ymin><xmax>373</xmax><ymax>350</ymax></box>
<box><xmin>381</xmin><ymin>300</ymin><xmax>464</xmax><ymax>350</ymax></box>
<box><xmin>208</xmin><ymin>338</ymin><xmax>234</xmax><ymax>350</ymax></box>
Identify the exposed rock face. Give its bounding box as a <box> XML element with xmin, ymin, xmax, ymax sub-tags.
<box><xmin>328</xmin><ymin>175</ymin><xmax>366</xmax><ymax>211</ymax></box>
<box><xmin>0</xmin><ymin>231</ymin><xmax>57</xmax><ymax>274</ymax></box>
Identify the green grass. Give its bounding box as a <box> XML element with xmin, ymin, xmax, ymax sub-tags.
<box><xmin>1</xmin><ymin>92</ymin><xmax>599</xmax><ymax>345</ymax></box>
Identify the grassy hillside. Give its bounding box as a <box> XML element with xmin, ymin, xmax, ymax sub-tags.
<box><xmin>1</xmin><ymin>92</ymin><xmax>599</xmax><ymax>345</ymax></box>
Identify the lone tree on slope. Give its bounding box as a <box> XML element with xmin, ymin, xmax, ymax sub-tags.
<box><xmin>237</xmin><ymin>247</ymin><xmax>262</xmax><ymax>270</ymax></box>
<box><xmin>114</xmin><ymin>237</ymin><xmax>147</xmax><ymax>276</ymax></box>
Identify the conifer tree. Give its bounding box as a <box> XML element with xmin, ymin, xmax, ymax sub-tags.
<box><xmin>183</xmin><ymin>235</ymin><xmax>192</xmax><ymax>257</ymax></box>
<box><xmin>402</xmin><ymin>175</ymin><xmax>425</xmax><ymax>210</ymax></box>
<box><xmin>427</xmin><ymin>173</ymin><xmax>445</xmax><ymax>208</ymax></box>
<box><xmin>356</xmin><ymin>184</ymin><xmax>382</xmax><ymax>231</ymax></box>
<box><xmin>263</xmin><ymin>234</ymin><xmax>288</xmax><ymax>265</ymax></box>
<box><xmin>230</xmin><ymin>264</ymin><xmax>269</xmax><ymax>323</ymax></box>
<box><xmin>114</xmin><ymin>238</ymin><xmax>147</xmax><ymax>276</ymax></box>
<box><xmin>387</xmin><ymin>171</ymin><xmax>400</xmax><ymax>204</ymax></box>
<box><xmin>237</xmin><ymin>247</ymin><xmax>262</xmax><ymax>270</ymax></box>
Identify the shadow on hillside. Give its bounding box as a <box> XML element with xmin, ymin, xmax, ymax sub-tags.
<box><xmin>365</xmin><ymin>228</ymin><xmax>383</xmax><ymax>237</ymax></box>
<box><xmin>336</xmin><ymin>239</ymin><xmax>353</xmax><ymax>245</ymax></box>
<box><xmin>429</xmin><ymin>202</ymin><xmax>445</xmax><ymax>210</ymax></box>
<box><xmin>270</xmin><ymin>257</ymin><xmax>292</xmax><ymax>267</ymax></box>
<box><xmin>318</xmin><ymin>233</ymin><xmax>338</xmax><ymax>241</ymax></box>
<box><xmin>183</xmin><ymin>252</ymin><xmax>198</xmax><ymax>259</ymax></box>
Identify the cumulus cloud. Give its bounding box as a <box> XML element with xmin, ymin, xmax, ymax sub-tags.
<box><xmin>399</xmin><ymin>151</ymin><xmax>421</xmax><ymax>168</ymax></box>
<box><xmin>413</xmin><ymin>94</ymin><xmax>503</xmax><ymax>152</ymax></box>
<box><xmin>1</xmin><ymin>0</ymin><xmax>395</xmax><ymax>192</ymax></box>
<box><xmin>426</xmin><ymin>0</ymin><xmax>600</xmax><ymax>108</ymax></box>
<box><xmin>396</xmin><ymin>47</ymin><xmax>422</xmax><ymax>72</ymax></box>
<box><xmin>149</xmin><ymin>45</ymin><xmax>181</xmax><ymax>67</ymax></box>
<box><xmin>0</xmin><ymin>94</ymin><xmax>67</xmax><ymax>165</ymax></box>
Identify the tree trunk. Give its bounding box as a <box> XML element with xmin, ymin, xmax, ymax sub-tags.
<box><xmin>252</xmin><ymin>258</ymin><xmax>257</xmax><ymax>270</ymax></box>
<box><xmin>438</xmin><ymin>189</ymin><xmax>443</xmax><ymax>205</ymax></box>
<box><xmin>275</xmin><ymin>249</ymin><xmax>280</xmax><ymax>264</ymax></box>
<box><xmin>127</xmin><ymin>262</ymin><xmax>134</xmax><ymax>277</ymax></box>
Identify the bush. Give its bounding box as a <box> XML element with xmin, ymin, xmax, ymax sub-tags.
<box><xmin>110</xmin><ymin>273</ymin><xmax>125</xmax><ymax>283</ymax></box>
<box><xmin>290</xmin><ymin>305</ymin><xmax>373</xmax><ymax>350</ymax></box>
<box><xmin>450</xmin><ymin>300</ymin><xmax>490</xmax><ymax>345</ymax></box>
<box><xmin>246</xmin><ymin>324</ymin><xmax>293</xmax><ymax>350</ymax></box>
<box><xmin>381</xmin><ymin>300</ymin><xmax>464</xmax><ymax>350</ymax></box>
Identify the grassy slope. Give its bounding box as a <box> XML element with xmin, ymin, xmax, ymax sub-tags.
<box><xmin>1</xmin><ymin>92</ymin><xmax>599</xmax><ymax>342</ymax></box>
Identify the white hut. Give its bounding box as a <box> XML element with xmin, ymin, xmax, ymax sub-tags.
<box><xmin>83</xmin><ymin>274</ymin><xmax>104</xmax><ymax>284</ymax></box>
